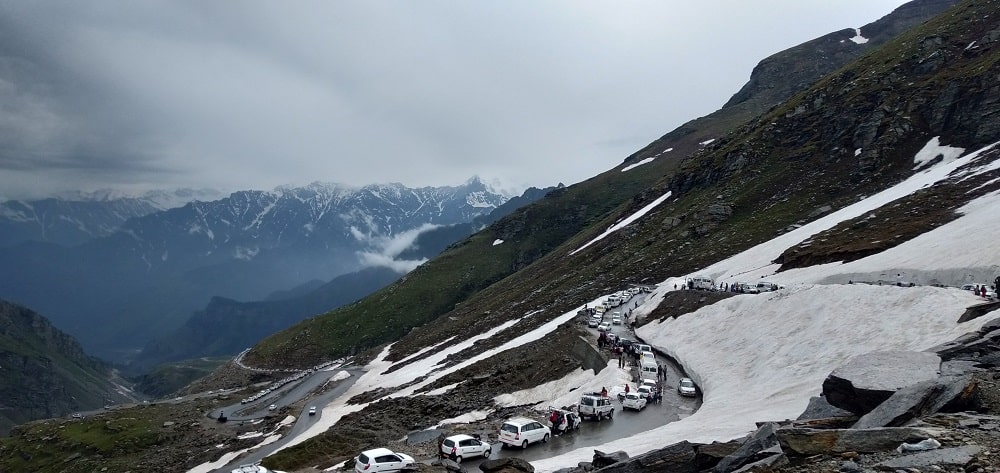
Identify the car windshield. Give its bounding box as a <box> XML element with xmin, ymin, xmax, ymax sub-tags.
<box><xmin>680</xmin><ymin>380</ymin><xmax>695</xmax><ymax>387</ymax></box>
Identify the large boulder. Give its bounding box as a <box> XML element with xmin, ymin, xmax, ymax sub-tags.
<box><xmin>822</xmin><ymin>351</ymin><xmax>941</xmax><ymax>415</ymax></box>
<box><xmin>480</xmin><ymin>457</ymin><xmax>534</xmax><ymax>473</ymax></box>
<box><xmin>776</xmin><ymin>426</ymin><xmax>934</xmax><ymax>455</ymax></box>
<box><xmin>591</xmin><ymin>450</ymin><xmax>628</xmax><ymax>469</ymax></box>
<box><xmin>796</xmin><ymin>395</ymin><xmax>854</xmax><ymax>421</ymax></box>
<box><xmin>713</xmin><ymin>423</ymin><xmax>780</xmax><ymax>473</ymax></box>
<box><xmin>693</xmin><ymin>441</ymin><xmax>742</xmax><ymax>471</ymax></box>
<box><xmin>852</xmin><ymin>374</ymin><xmax>976</xmax><ymax>429</ymax></box>
<box><xmin>877</xmin><ymin>445</ymin><xmax>982</xmax><ymax>470</ymax></box>
<box><xmin>594</xmin><ymin>441</ymin><xmax>698</xmax><ymax>473</ymax></box>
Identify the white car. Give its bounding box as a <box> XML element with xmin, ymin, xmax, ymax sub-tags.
<box><xmin>622</xmin><ymin>392</ymin><xmax>647</xmax><ymax>410</ymax></box>
<box><xmin>678</xmin><ymin>378</ymin><xmax>698</xmax><ymax>397</ymax></box>
<box><xmin>588</xmin><ymin>316</ymin><xmax>601</xmax><ymax>328</ymax></box>
<box><xmin>611</xmin><ymin>314</ymin><xmax>622</xmax><ymax>325</ymax></box>
<box><xmin>636</xmin><ymin>385</ymin><xmax>653</xmax><ymax>400</ymax></box>
<box><xmin>597</xmin><ymin>322</ymin><xmax>612</xmax><ymax>332</ymax></box>
<box><xmin>440</xmin><ymin>434</ymin><xmax>491</xmax><ymax>462</ymax></box>
<box><xmin>267</xmin><ymin>404</ymin><xmax>277</xmax><ymax>411</ymax></box>
<box><xmin>308</xmin><ymin>406</ymin><xmax>317</xmax><ymax>415</ymax></box>
<box><xmin>354</xmin><ymin>448</ymin><xmax>415</xmax><ymax>473</ymax></box>
<box><xmin>499</xmin><ymin>417</ymin><xmax>550</xmax><ymax>449</ymax></box>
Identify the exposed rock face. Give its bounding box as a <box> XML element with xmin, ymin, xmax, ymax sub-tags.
<box><xmin>822</xmin><ymin>351</ymin><xmax>941</xmax><ymax>415</ymax></box>
<box><xmin>713</xmin><ymin>423</ymin><xmax>780</xmax><ymax>473</ymax></box>
<box><xmin>0</xmin><ymin>300</ymin><xmax>121</xmax><ymax>435</ymax></box>
<box><xmin>796</xmin><ymin>396</ymin><xmax>854</xmax><ymax>421</ymax></box>
<box><xmin>592</xmin><ymin>441</ymin><xmax>699</xmax><ymax>473</ymax></box>
<box><xmin>852</xmin><ymin>374</ymin><xmax>975</xmax><ymax>428</ymax></box>
<box><xmin>876</xmin><ymin>445</ymin><xmax>982</xmax><ymax>469</ymax></box>
<box><xmin>776</xmin><ymin>426</ymin><xmax>935</xmax><ymax>455</ymax></box>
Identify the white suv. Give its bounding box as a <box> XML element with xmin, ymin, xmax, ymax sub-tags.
<box><xmin>498</xmin><ymin>417</ymin><xmax>550</xmax><ymax>449</ymax></box>
<box><xmin>440</xmin><ymin>434</ymin><xmax>491</xmax><ymax>462</ymax></box>
<box><xmin>578</xmin><ymin>393</ymin><xmax>614</xmax><ymax>420</ymax></box>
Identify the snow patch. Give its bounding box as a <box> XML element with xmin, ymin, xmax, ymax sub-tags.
<box><xmin>699</xmin><ymin>139</ymin><xmax>715</xmax><ymax>146</ymax></box>
<box><xmin>621</xmin><ymin>157</ymin><xmax>655</xmax><ymax>172</ymax></box>
<box><xmin>913</xmin><ymin>136</ymin><xmax>965</xmax><ymax>170</ymax></box>
<box><xmin>849</xmin><ymin>28</ymin><xmax>868</xmax><ymax>44</ymax></box>
<box><xmin>436</xmin><ymin>410</ymin><xmax>491</xmax><ymax>427</ymax></box>
<box><xmin>570</xmin><ymin>192</ymin><xmax>672</xmax><ymax>255</ymax></box>
<box><xmin>493</xmin><ymin>239</ymin><xmax>504</xmax><ymax>246</ymax></box>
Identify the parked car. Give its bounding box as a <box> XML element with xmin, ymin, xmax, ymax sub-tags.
<box><xmin>678</xmin><ymin>378</ymin><xmax>698</xmax><ymax>397</ymax></box>
<box><xmin>736</xmin><ymin>282</ymin><xmax>758</xmax><ymax>293</ymax></box>
<box><xmin>635</xmin><ymin>344</ymin><xmax>653</xmax><ymax>356</ymax></box>
<box><xmin>268</xmin><ymin>404</ymin><xmax>277</xmax><ymax>411</ymax></box>
<box><xmin>756</xmin><ymin>281</ymin><xmax>780</xmax><ymax>292</ymax></box>
<box><xmin>71</xmin><ymin>413</ymin><xmax>83</xmax><ymax>419</ymax></box>
<box><xmin>606</xmin><ymin>332</ymin><xmax>618</xmax><ymax>344</ymax></box>
<box><xmin>355</xmin><ymin>448</ymin><xmax>415</xmax><ymax>473</ymax></box>
<box><xmin>622</xmin><ymin>392</ymin><xmax>647</xmax><ymax>410</ymax></box>
<box><xmin>548</xmin><ymin>407</ymin><xmax>581</xmax><ymax>435</ymax></box>
<box><xmin>440</xmin><ymin>434</ymin><xmax>491</xmax><ymax>462</ymax></box>
<box><xmin>578</xmin><ymin>393</ymin><xmax>615</xmax><ymax>420</ymax></box>
<box><xmin>611</xmin><ymin>313</ymin><xmax>622</xmax><ymax>325</ymax></box>
<box><xmin>636</xmin><ymin>385</ymin><xmax>653</xmax><ymax>400</ymax></box>
<box><xmin>597</xmin><ymin>322</ymin><xmax>612</xmax><ymax>332</ymax></box>
<box><xmin>498</xmin><ymin>417</ymin><xmax>550</xmax><ymax>449</ymax></box>
<box><xmin>308</xmin><ymin>406</ymin><xmax>317</xmax><ymax>415</ymax></box>
<box><xmin>588</xmin><ymin>316</ymin><xmax>601</xmax><ymax>328</ymax></box>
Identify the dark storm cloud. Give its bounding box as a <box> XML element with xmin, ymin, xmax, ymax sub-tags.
<box><xmin>0</xmin><ymin>1</ymin><xmax>909</xmax><ymax>199</ymax></box>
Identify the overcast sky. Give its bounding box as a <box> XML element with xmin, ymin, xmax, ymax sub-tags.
<box><xmin>0</xmin><ymin>1</ymin><xmax>909</xmax><ymax>200</ymax></box>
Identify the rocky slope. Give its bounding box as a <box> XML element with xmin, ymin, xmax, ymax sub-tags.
<box><xmin>0</xmin><ymin>300</ymin><xmax>132</xmax><ymax>435</ymax></box>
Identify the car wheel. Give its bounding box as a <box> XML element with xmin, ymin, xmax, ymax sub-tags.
<box><xmin>543</xmin><ymin>433</ymin><xmax>549</xmax><ymax>443</ymax></box>
<box><xmin>597</xmin><ymin>412</ymin><xmax>603</xmax><ymax>421</ymax></box>
<box><xmin>483</xmin><ymin>449</ymin><xmax>491</xmax><ymax>458</ymax></box>
<box><xmin>522</xmin><ymin>440</ymin><xmax>528</xmax><ymax>449</ymax></box>
<box><xmin>609</xmin><ymin>409</ymin><xmax>614</xmax><ymax>419</ymax></box>
<box><xmin>454</xmin><ymin>456</ymin><xmax>462</xmax><ymax>464</ymax></box>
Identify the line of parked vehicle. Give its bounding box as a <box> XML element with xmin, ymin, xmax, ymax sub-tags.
<box><xmin>350</xmin><ymin>287</ymin><xmax>676</xmax><ymax>472</ymax></box>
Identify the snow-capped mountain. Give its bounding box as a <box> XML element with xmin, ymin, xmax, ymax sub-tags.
<box><xmin>0</xmin><ymin>177</ymin><xmax>514</xmax><ymax>363</ymax></box>
<box><xmin>0</xmin><ymin>188</ymin><xmax>225</xmax><ymax>247</ymax></box>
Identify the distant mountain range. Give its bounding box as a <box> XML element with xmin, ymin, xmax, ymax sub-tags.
<box><xmin>0</xmin><ymin>178</ymin><xmax>526</xmax><ymax>364</ymax></box>
<box><xmin>0</xmin><ymin>188</ymin><xmax>224</xmax><ymax>247</ymax></box>
<box><xmin>130</xmin><ymin>184</ymin><xmax>558</xmax><ymax>376</ymax></box>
